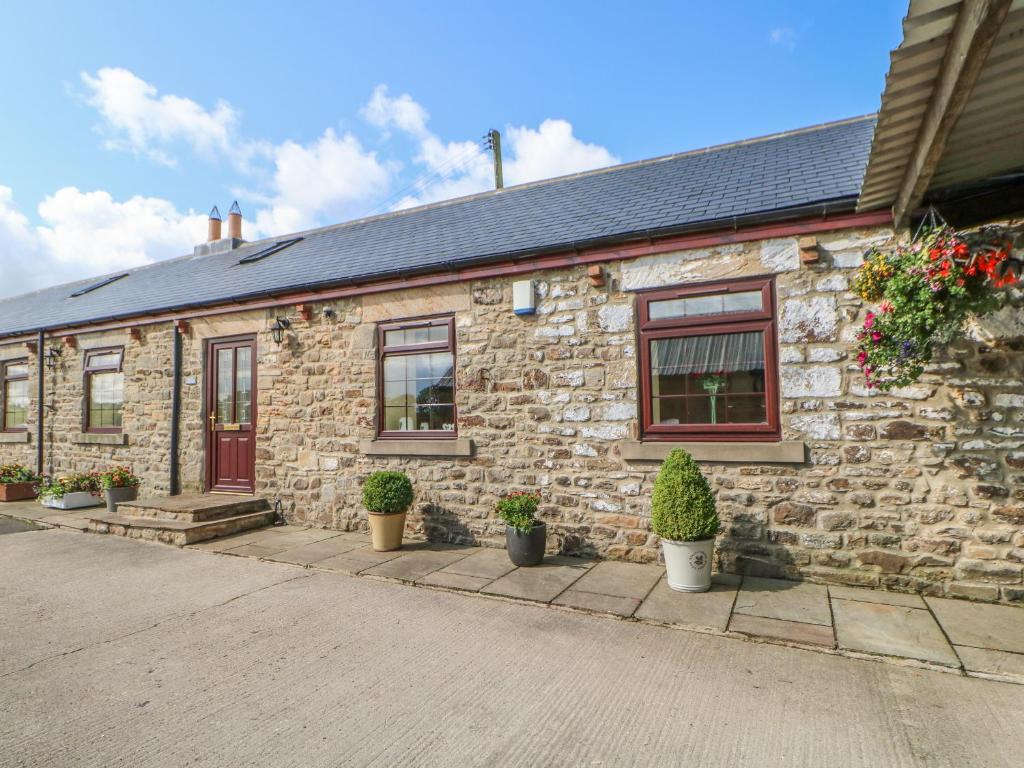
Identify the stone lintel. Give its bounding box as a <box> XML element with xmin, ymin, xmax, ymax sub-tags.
<box><xmin>620</xmin><ymin>440</ymin><xmax>805</xmax><ymax>464</ymax></box>
<box><xmin>359</xmin><ymin>438</ymin><xmax>474</xmax><ymax>458</ymax></box>
<box><xmin>72</xmin><ymin>433</ymin><xmax>128</xmax><ymax>446</ymax></box>
<box><xmin>0</xmin><ymin>431</ymin><xmax>30</xmax><ymax>443</ymax></box>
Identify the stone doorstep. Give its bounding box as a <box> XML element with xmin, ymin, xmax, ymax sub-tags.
<box><xmin>119</xmin><ymin>494</ymin><xmax>271</xmax><ymax>523</ymax></box>
<box><xmin>89</xmin><ymin>510</ymin><xmax>275</xmax><ymax>545</ymax></box>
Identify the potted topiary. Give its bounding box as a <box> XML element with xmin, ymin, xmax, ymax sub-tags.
<box><xmin>0</xmin><ymin>463</ymin><xmax>41</xmax><ymax>502</ymax></box>
<box><xmin>651</xmin><ymin>449</ymin><xmax>719</xmax><ymax>592</ymax></box>
<box><xmin>39</xmin><ymin>472</ymin><xmax>103</xmax><ymax>510</ymax></box>
<box><xmin>497</xmin><ymin>491</ymin><xmax>545</xmax><ymax>567</ymax></box>
<box><xmin>99</xmin><ymin>466</ymin><xmax>140</xmax><ymax>514</ymax></box>
<box><xmin>362</xmin><ymin>470</ymin><xmax>413</xmax><ymax>552</ymax></box>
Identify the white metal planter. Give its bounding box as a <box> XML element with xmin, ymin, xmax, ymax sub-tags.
<box><xmin>662</xmin><ymin>538</ymin><xmax>715</xmax><ymax>592</ymax></box>
<box><xmin>41</xmin><ymin>492</ymin><xmax>103</xmax><ymax>510</ymax></box>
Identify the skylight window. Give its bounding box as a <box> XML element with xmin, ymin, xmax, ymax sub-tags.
<box><xmin>237</xmin><ymin>237</ymin><xmax>303</xmax><ymax>265</ymax></box>
<box><xmin>69</xmin><ymin>274</ymin><xmax>128</xmax><ymax>298</ymax></box>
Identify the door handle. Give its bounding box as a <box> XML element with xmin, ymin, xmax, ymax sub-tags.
<box><xmin>208</xmin><ymin>412</ymin><xmax>217</xmax><ymax>430</ymax></box>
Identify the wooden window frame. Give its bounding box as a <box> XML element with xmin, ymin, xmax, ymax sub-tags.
<box><xmin>377</xmin><ymin>315</ymin><xmax>458</xmax><ymax>440</ymax></box>
<box><xmin>2</xmin><ymin>359</ymin><xmax>29</xmax><ymax>432</ymax></box>
<box><xmin>636</xmin><ymin>276</ymin><xmax>780</xmax><ymax>442</ymax></box>
<box><xmin>83</xmin><ymin>347</ymin><xmax>125</xmax><ymax>434</ymax></box>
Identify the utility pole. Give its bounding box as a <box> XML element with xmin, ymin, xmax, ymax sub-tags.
<box><xmin>485</xmin><ymin>129</ymin><xmax>503</xmax><ymax>190</ymax></box>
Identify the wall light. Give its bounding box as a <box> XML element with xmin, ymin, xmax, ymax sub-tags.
<box><xmin>44</xmin><ymin>346</ymin><xmax>63</xmax><ymax>370</ymax></box>
<box><xmin>270</xmin><ymin>317</ymin><xmax>291</xmax><ymax>344</ymax></box>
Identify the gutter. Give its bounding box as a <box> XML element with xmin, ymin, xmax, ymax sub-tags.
<box><xmin>0</xmin><ymin>197</ymin><xmax>880</xmax><ymax>342</ymax></box>
<box><xmin>36</xmin><ymin>330</ymin><xmax>44</xmax><ymax>477</ymax></box>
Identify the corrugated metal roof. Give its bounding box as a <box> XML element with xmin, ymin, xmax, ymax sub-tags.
<box><xmin>858</xmin><ymin>0</ymin><xmax>1024</xmax><ymax>211</ymax></box>
<box><xmin>0</xmin><ymin>116</ymin><xmax>877</xmax><ymax>339</ymax></box>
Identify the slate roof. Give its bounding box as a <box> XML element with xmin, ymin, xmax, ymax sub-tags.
<box><xmin>0</xmin><ymin>115</ymin><xmax>876</xmax><ymax>338</ymax></box>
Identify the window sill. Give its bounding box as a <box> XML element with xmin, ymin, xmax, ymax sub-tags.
<box><xmin>72</xmin><ymin>432</ymin><xmax>128</xmax><ymax>446</ymax></box>
<box><xmin>0</xmin><ymin>431</ymin><xmax>30</xmax><ymax>444</ymax></box>
<box><xmin>619</xmin><ymin>440</ymin><xmax>805</xmax><ymax>464</ymax></box>
<box><xmin>359</xmin><ymin>438</ymin><xmax>474</xmax><ymax>458</ymax></box>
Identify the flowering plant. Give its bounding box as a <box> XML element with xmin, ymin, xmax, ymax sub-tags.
<box><xmin>496</xmin><ymin>490</ymin><xmax>541</xmax><ymax>533</ymax></box>
<box><xmin>99</xmin><ymin>466</ymin><xmax>140</xmax><ymax>489</ymax></box>
<box><xmin>853</xmin><ymin>225</ymin><xmax>1019</xmax><ymax>390</ymax></box>
<box><xmin>0</xmin><ymin>463</ymin><xmax>40</xmax><ymax>485</ymax></box>
<box><xmin>38</xmin><ymin>472</ymin><xmax>102</xmax><ymax>499</ymax></box>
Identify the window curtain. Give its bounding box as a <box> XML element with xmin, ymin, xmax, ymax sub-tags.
<box><xmin>651</xmin><ymin>331</ymin><xmax>764</xmax><ymax>375</ymax></box>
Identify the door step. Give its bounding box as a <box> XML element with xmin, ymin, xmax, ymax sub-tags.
<box><xmin>88</xmin><ymin>494</ymin><xmax>274</xmax><ymax>545</ymax></box>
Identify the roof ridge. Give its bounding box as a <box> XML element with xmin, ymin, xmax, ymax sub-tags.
<box><xmin>248</xmin><ymin>113</ymin><xmax>879</xmax><ymax>246</ymax></box>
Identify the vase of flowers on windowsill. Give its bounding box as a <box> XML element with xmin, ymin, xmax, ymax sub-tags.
<box><xmin>498</xmin><ymin>491</ymin><xmax>546</xmax><ymax>566</ymax></box>
<box><xmin>0</xmin><ymin>463</ymin><xmax>41</xmax><ymax>502</ymax></box>
<box><xmin>652</xmin><ymin>449</ymin><xmax>719</xmax><ymax>593</ymax></box>
<box><xmin>39</xmin><ymin>472</ymin><xmax>103</xmax><ymax>509</ymax></box>
<box><xmin>100</xmin><ymin>466</ymin><xmax>140</xmax><ymax>514</ymax></box>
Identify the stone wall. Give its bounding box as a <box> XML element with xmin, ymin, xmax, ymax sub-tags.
<box><xmin>3</xmin><ymin>220</ymin><xmax>1023</xmax><ymax>603</ymax></box>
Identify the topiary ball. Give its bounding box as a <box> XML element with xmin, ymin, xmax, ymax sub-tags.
<box><xmin>362</xmin><ymin>471</ymin><xmax>414</xmax><ymax>515</ymax></box>
<box><xmin>651</xmin><ymin>449</ymin><xmax>719</xmax><ymax>542</ymax></box>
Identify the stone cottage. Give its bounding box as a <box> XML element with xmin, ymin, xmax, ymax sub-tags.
<box><xmin>2</xmin><ymin>0</ymin><xmax>1023</xmax><ymax>603</ymax></box>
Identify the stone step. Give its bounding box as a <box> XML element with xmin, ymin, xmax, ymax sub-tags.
<box><xmin>88</xmin><ymin>510</ymin><xmax>275</xmax><ymax>546</ymax></box>
<box><xmin>117</xmin><ymin>494</ymin><xmax>271</xmax><ymax>523</ymax></box>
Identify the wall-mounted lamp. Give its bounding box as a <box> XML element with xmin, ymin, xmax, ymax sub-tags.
<box><xmin>44</xmin><ymin>346</ymin><xmax>63</xmax><ymax>370</ymax></box>
<box><xmin>270</xmin><ymin>316</ymin><xmax>292</xmax><ymax>344</ymax></box>
<box><xmin>322</xmin><ymin>307</ymin><xmax>336</xmax><ymax>320</ymax></box>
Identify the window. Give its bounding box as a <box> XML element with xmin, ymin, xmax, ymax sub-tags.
<box><xmin>378</xmin><ymin>316</ymin><xmax>456</xmax><ymax>437</ymax></box>
<box><xmin>2</xmin><ymin>360</ymin><xmax>29</xmax><ymax>431</ymax></box>
<box><xmin>84</xmin><ymin>348</ymin><xmax>124</xmax><ymax>433</ymax></box>
<box><xmin>637</xmin><ymin>277</ymin><xmax>779</xmax><ymax>441</ymax></box>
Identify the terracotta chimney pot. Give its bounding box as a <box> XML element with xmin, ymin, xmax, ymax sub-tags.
<box><xmin>227</xmin><ymin>200</ymin><xmax>243</xmax><ymax>240</ymax></box>
<box><xmin>207</xmin><ymin>206</ymin><xmax>222</xmax><ymax>242</ymax></box>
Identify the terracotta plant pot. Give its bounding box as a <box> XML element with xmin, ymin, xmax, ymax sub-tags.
<box><xmin>661</xmin><ymin>538</ymin><xmax>715</xmax><ymax>593</ymax></box>
<box><xmin>104</xmin><ymin>485</ymin><xmax>138</xmax><ymax>514</ymax></box>
<box><xmin>368</xmin><ymin>511</ymin><xmax>407</xmax><ymax>552</ymax></box>
<box><xmin>0</xmin><ymin>482</ymin><xmax>37</xmax><ymax>502</ymax></box>
<box><xmin>506</xmin><ymin>521</ymin><xmax>547</xmax><ymax>567</ymax></box>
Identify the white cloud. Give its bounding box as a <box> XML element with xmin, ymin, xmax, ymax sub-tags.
<box><xmin>0</xmin><ymin>185</ymin><xmax>205</xmax><ymax>299</ymax></box>
<box><xmin>768</xmin><ymin>27</ymin><xmax>796</xmax><ymax>50</ymax></box>
<box><xmin>81</xmin><ymin>67</ymin><xmax>240</xmax><ymax>166</ymax></box>
<box><xmin>361</xmin><ymin>84</ymin><xmax>430</xmax><ymax>137</ymax></box>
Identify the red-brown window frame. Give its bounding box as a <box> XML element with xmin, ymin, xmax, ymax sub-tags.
<box><xmin>636</xmin><ymin>276</ymin><xmax>780</xmax><ymax>442</ymax></box>
<box><xmin>83</xmin><ymin>347</ymin><xmax>125</xmax><ymax>434</ymax></box>
<box><xmin>2</xmin><ymin>359</ymin><xmax>29</xmax><ymax>432</ymax></box>
<box><xmin>377</xmin><ymin>315</ymin><xmax>458</xmax><ymax>439</ymax></box>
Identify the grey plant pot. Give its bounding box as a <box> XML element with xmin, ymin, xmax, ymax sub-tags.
<box><xmin>105</xmin><ymin>485</ymin><xmax>138</xmax><ymax>515</ymax></box>
<box><xmin>506</xmin><ymin>521</ymin><xmax>547</xmax><ymax>567</ymax></box>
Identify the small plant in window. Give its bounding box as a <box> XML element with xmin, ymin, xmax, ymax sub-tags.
<box><xmin>698</xmin><ymin>371</ymin><xmax>727</xmax><ymax>423</ymax></box>
<box><xmin>852</xmin><ymin>224</ymin><xmax>1019</xmax><ymax>390</ymax></box>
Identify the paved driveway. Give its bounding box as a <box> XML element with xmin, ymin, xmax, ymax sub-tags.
<box><xmin>2</xmin><ymin>529</ymin><xmax>1022</xmax><ymax>768</ymax></box>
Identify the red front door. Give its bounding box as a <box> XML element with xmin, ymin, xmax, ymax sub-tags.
<box><xmin>206</xmin><ymin>336</ymin><xmax>257</xmax><ymax>493</ymax></box>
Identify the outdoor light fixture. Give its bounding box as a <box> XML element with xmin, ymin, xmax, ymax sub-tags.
<box><xmin>44</xmin><ymin>346</ymin><xmax>63</xmax><ymax>370</ymax></box>
<box><xmin>270</xmin><ymin>317</ymin><xmax>291</xmax><ymax>344</ymax></box>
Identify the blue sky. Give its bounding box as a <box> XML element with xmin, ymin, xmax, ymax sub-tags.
<box><xmin>0</xmin><ymin>1</ymin><xmax>906</xmax><ymax>297</ymax></box>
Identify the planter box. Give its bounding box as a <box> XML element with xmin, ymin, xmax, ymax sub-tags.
<box><xmin>41</xmin><ymin>492</ymin><xmax>103</xmax><ymax>510</ymax></box>
<box><xmin>0</xmin><ymin>482</ymin><xmax>37</xmax><ymax>502</ymax></box>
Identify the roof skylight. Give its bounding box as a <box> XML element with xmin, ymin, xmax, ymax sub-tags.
<box><xmin>69</xmin><ymin>273</ymin><xmax>128</xmax><ymax>298</ymax></box>
<box><xmin>237</xmin><ymin>237</ymin><xmax>303</xmax><ymax>265</ymax></box>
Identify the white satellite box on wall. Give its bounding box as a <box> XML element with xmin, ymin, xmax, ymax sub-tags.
<box><xmin>512</xmin><ymin>279</ymin><xmax>536</xmax><ymax>315</ymax></box>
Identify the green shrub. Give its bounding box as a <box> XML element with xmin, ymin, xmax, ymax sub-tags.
<box><xmin>361</xmin><ymin>471</ymin><xmax>414</xmax><ymax>514</ymax></box>
<box><xmin>651</xmin><ymin>449</ymin><xmax>718</xmax><ymax>542</ymax></box>
<box><xmin>0</xmin><ymin>463</ymin><xmax>40</xmax><ymax>485</ymax></box>
<box><xmin>496</xmin><ymin>491</ymin><xmax>541</xmax><ymax>533</ymax></box>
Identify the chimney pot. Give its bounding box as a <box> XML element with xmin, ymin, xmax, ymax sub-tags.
<box><xmin>207</xmin><ymin>205</ymin><xmax>222</xmax><ymax>242</ymax></box>
<box><xmin>227</xmin><ymin>200</ymin><xmax>243</xmax><ymax>240</ymax></box>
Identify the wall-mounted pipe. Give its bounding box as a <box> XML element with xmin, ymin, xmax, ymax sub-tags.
<box><xmin>169</xmin><ymin>323</ymin><xmax>181</xmax><ymax>495</ymax></box>
<box><xmin>36</xmin><ymin>330</ymin><xmax>44</xmax><ymax>476</ymax></box>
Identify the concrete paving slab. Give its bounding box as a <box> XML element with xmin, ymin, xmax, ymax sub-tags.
<box><xmin>828</xmin><ymin>585</ymin><xmax>926</xmax><ymax>608</ymax></box>
<box><xmin>0</xmin><ymin>516</ymin><xmax>41</xmax><ymax>534</ymax></box>
<box><xmin>955</xmin><ymin>646</ymin><xmax>1024</xmax><ymax>681</ymax></box>
<box><xmin>635</xmin><ymin>574</ymin><xmax>740</xmax><ymax>632</ymax></box>
<box><xmin>221</xmin><ymin>542</ymin><xmax>296</xmax><ymax>559</ymax></box>
<box><xmin>552</xmin><ymin>590</ymin><xmax>640</xmax><ymax>617</ymax></box>
<box><xmin>314</xmin><ymin>547</ymin><xmax>403</xmax><ymax>574</ymax></box>
<box><xmin>926</xmin><ymin>597</ymin><xmax>1024</xmax><ymax>655</ymax></box>
<box><xmin>832</xmin><ymin>599</ymin><xmax>959</xmax><ymax>667</ymax></box>
<box><xmin>362</xmin><ymin>548</ymin><xmax>473</xmax><ymax>582</ymax></box>
<box><xmin>264</xmin><ymin>537</ymin><xmax>365</xmax><ymax>566</ymax></box>
<box><xmin>546</xmin><ymin>554</ymin><xmax>596</xmax><ymax>569</ymax></box>
<box><xmin>482</xmin><ymin>560</ymin><xmax>587</xmax><ymax>603</ymax></box>
<box><xmin>729</xmin><ymin>614</ymin><xmax>835</xmax><ymax>647</ymax></box>
<box><xmin>267</xmin><ymin>527</ymin><xmax>348</xmax><ymax>544</ymax></box>
<box><xmin>734</xmin><ymin>576</ymin><xmax>832</xmax><ymax>626</ymax></box>
<box><xmin>568</xmin><ymin>561</ymin><xmax>664</xmax><ymax>600</ymax></box>
<box><xmin>0</xmin><ymin>500</ymin><xmax>49</xmax><ymax>521</ymax></box>
<box><xmin>438</xmin><ymin>547</ymin><xmax>517</xmax><ymax>580</ymax></box>
<box><xmin>417</xmin><ymin>570</ymin><xmax>493</xmax><ymax>592</ymax></box>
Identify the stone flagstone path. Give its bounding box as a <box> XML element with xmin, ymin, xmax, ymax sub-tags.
<box><xmin>5</xmin><ymin>501</ymin><xmax>1024</xmax><ymax>685</ymax></box>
